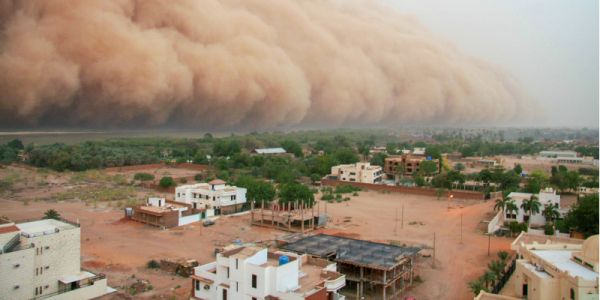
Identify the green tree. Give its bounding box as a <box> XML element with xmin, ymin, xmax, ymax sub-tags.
<box><xmin>524</xmin><ymin>171</ymin><xmax>548</xmax><ymax>193</ymax></box>
<box><xmin>513</xmin><ymin>164</ymin><xmax>523</xmax><ymax>175</ymax></box>
<box><xmin>419</xmin><ymin>160</ymin><xmax>438</xmax><ymax>176</ymax></box>
<box><xmin>494</xmin><ymin>196</ymin><xmax>510</xmax><ymax>216</ymax></box>
<box><xmin>159</xmin><ymin>176</ymin><xmax>176</xmax><ymax>188</ymax></box>
<box><xmin>235</xmin><ymin>176</ymin><xmax>276</xmax><ymax>203</ymax></box>
<box><xmin>333</xmin><ymin>148</ymin><xmax>359</xmax><ymax>164</ymax></box>
<box><xmin>542</xmin><ymin>203</ymin><xmax>560</xmax><ymax>224</ymax></box>
<box><xmin>43</xmin><ymin>209</ymin><xmax>61</xmax><ymax>220</ymax></box>
<box><xmin>481</xmin><ymin>271</ymin><xmax>496</xmax><ymax>289</ymax></box>
<box><xmin>559</xmin><ymin>194</ymin><xmax>599</xmax><ymax>237</ymax></box>
<box><xmin>520</xmin><ymin>195</ymin><xmax>541</xmax><ymax>224</ymax></box>
<box><xmin>505</xmin><ymin>200</ymin><xmax>518</xmax><ymax>220</ymax></box>
<box><xmin>468</xmin><ymin>278</ymin><xmax>487</xmax><ymax>296</ymax></box>
<box><xmin>370</xmin><ymin>153</ymin><xmax>387</xmax><ymax>167</ymax></box>
<box><xmin>278</xmin><ymin>183</ymin><xmax>314</xmax><ymax>207</ymax></box>
<box><xmin>488</xmin><ymin>260</ymin><xmax>505</xmax><ymax>279</ymax></box>
<box><xmin>453</xmin><ymin>163</ymin><xmax>465</xmax><ymax>172</ymax></box>
<box><xmin>7</xmin><ymin>139</ymin><xmax>24</xmax><ymax>150</ymax></box>
<box><xmin>281</xmin><ymin>140</ymin><xmax>303</xmax><ymax>158</ymax></box>
<box><xmin>497</xmin><ymin>251</ymin><xmax>509</xmax><ymax>263</ymax></box>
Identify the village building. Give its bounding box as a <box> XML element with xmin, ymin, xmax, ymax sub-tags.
<box><xmin>505</xmin><ymin>188</ymin><xmax>562</xmax><ymax>226</ymax></box>
<box><xmin>384</xmin><ymin>154</ymin><xmax>439</xmax><ymax>178</ymax></box>
<box><xmin>190</xmin><ymin>244</ymin><xmax>346</xmax><ymax>300</ymax></box>
<box><xmin>128</xmin><ymin>197</ymin><xmax>205</xmax><ymax>228</ymax></box>
<box><xmin>175</xmin><ymin>180</ymin><xmax>247</xmax><ymax>216</ymax></box>
<box><xmin>280</xmin><ymin>234</ymin><xmax>420</xmax><ymax>300</ymax></box>
<box><xmin>330</xmin><ymin>162</ymin><xmax>383</xmax><ymax>184</ymax></box>
<box><xmin>0</xmin><ymin>218</ymin><xmax>113</xmax><ymax>300</ymax></box>
<box><xmin>251</xmin><ymin>148</ymin><xmax>287</xmax><ymax>155</ymax></box>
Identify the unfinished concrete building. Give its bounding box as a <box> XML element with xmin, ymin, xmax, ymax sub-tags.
<box><xmin>280</xmin><ymin>234</ymin><xmax>421</xmax><ymax>299</ymax></box>
<box><xmin>249</xmin><ymin>201</ymin><xmax>327</xmax><ymax>233</ymax></box>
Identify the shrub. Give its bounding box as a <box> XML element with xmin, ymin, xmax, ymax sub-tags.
<box><xmin>544</xmin><ymin>223</ymin><xmax>555</xmax><ymax>235</ymax></box>
<box><xmin>159</xmin><ymin>176</ymin><xmax>175</xmax><ymax>188</ymax></box>
<box><xmin>321</xmin><ymin>194</ymin><xmax>334</xmax><ymax>201</ymax></box>
<box><xmin>194</xmin><ymin>173</ymin><xmax>203</xmax><ymax>181</ymax></box>
<box><xmin>133</xmin><ymin>172</ymin><xmax>154</xmax><ymax>181</ymax></box>
<box><xmin>147</xmin><ymin>259</ymin><xmax>160</xmax><ymax>269</ymax></box>
<box><xmin>43</xmin><ymin>209</ymin><xmax>60</xmax><ymax>220</ymax></box>
<box><xmin>334</xmin><ymin>185</ymin><xmax>361</xmax><ymax>194</ymax></box>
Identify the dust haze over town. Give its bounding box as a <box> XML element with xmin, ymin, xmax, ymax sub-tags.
<box><xmin>0</xmin><ymin>1</ymin><xmax>598</xmax><ymax>300</ymax></box>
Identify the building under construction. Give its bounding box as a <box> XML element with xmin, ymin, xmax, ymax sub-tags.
<box><xmin>249</xmin><ymin>201</ymin><xmax>327</xmax><ymax>233</ymax></box>
<box><xmin>280</xmin><ymin>234</ymin><xmax>421</xmax><ymax>299</ymax></box>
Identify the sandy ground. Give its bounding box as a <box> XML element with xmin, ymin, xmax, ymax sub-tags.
<box><xmin>320</xmin><ymin>191</ymin><xmax>512</xmax><ymax>300</ymax></box>
<box><xmin>1</xmin><ymin>165</ymin><xmax>512</xmax><ymax>300</ymax></box>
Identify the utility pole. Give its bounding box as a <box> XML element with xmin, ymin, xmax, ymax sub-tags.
<box><xmin>432</xmin><ymin>232</ymin><xmax>436</xmax><ymax>268</ymax></box>
<box><xmin>394</xmin><ymin>208</ymin><xmax>398</xmax><ymax>236</ymax></box>
<box><xmin>460</xmin><ymin>213</ymin><xmax>463</xmax><ymax>244</ymax></box>
<box><xmin>401</xmin><ymin>203</ymin><xmax>404</xmax><ymax>229</ymax></box>
<box><xmin>487</xmin><ymin>233</ymin><xmax>491</xmax><ymax>257</ymax></box>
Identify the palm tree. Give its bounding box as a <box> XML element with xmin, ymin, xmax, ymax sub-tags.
<box><xmin>43</xmin><ymin>209</ymin><xmax>61</xmax><ymax>220</ymax></box>
<box><xmin>482</xmin><ymin>271</ymin><xmax>496</xmax><ymax>289</ymax></box>
<box><xmin>494</xmin><ymin>196</ymin><xmax>510</xmax><ymax>220</ymax></box>
<box><xmin>488</xmin><ymin>260</ymin><xmax>506</xmax><ymax>279</ymax></box>
<box><xmin>468</xmin><ymin>278</ymin><xmax>487</xmax><ymax>296</ymax></box>
<box><xmin>542</xmin><ymin>203</ymin><xmax>560</xmax><ymax>224</ymax></box>
<box><xmin>505</xmin><ymin>200</ymin><xmax>518</xmax><ymax>220</ymax></box>
<box><xmin>497</xmin><ymin>251</ymin><xmax>509</xmax><ymax>264</ymax></box>
<box><xmin>520</xmin><ymin>195</ymin><xmax>541</xmax><ymax>223</ymax></box>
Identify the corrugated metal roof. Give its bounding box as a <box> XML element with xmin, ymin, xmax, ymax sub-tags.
<box><xmin>254</xmin><ymin>148</ymin><xmax>286</xmax><ymax>154</ymax></box>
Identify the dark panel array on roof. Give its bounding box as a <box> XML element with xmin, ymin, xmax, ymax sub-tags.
<box><xmin>281</xmin><ymin>234</ymin><xmax>420</xmax><ymax>270</ymax></box>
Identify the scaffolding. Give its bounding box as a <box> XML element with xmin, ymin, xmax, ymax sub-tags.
<box><xmin>281</xmin><ymin>234</ymin><xmax>421</xmax><ymax>299</ymax></box>
<box><xmin>250</xmin><ymin>201</ymin><xmax>327</xmax><ymax>233</ymax></box>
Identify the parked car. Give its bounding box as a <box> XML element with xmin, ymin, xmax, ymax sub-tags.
<box><xmin>203</xmin><ymin>219</ymin><xmax>215</xmax><ymax>227</ymax></box>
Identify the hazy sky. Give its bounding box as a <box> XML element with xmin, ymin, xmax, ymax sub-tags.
<box><xmin>390</xmin><ymin>0</ymin><xmax>599</xmax><ymax>128</ymax></box>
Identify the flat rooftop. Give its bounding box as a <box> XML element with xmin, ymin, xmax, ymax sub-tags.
<box><xmin>281</xmin><ymin>234</ymin><xmax>420</xmax><ymax>270</ymax></box>
<box><xmin>532</xmin><ymin>250</ymin><xmax>598</xmax><ymax>281</ymax></box>
<box><xmin>17</xmin><ymin>219</ymin><xmax>77</xmax><ymax>236</ymax></box>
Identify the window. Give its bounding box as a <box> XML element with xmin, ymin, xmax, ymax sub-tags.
<box><xmin>14</xmin><ymin>263</ymin><xmax>20</xmax><ymax>268</ymax></box>
<box><xmin>570</xmin><ymin>288</ymin><xmax>575</xmax><ymax>300</ymax></box>
<box><xmin>236</xmin><ymin>282</ymin><xmax>238</xmax><ymax>292</ymax></box>
<box><xmin>252</xmin><ymin>298</ymin><xmax>257</xmax><ymax>300</ymax></box>
<box><xmin>195</xmin><ymin>279</ymin><xmax>200</xmax><ymax>290</ymax></box>
<box><xmin>251</xmin><ymin>274</ymin><xmax>257</xmax><ymax>288</ymax></box>
<box><xmin>45</xmin><ymin>266</ymin><xmax>49</xmax><ymax>270</ymax></box>
<box><xmin>222</xmin><ymin>289</ymin><xmax>227</xmax><ymax>300</ymax></box>
<box><xmin>226</xmin><ymin>267</ymin><xmax>229</xmax><ymax>278</ymax></box>
<box><xmin>44</xmin><ymin>246</ymin><xmax>49</xmax><ymax>250</ymax></box>
<box><xmin>235</xmin><ymin>259</ymin><xmax>238</xmax><ymax>269</ymax></box>
<box><xmin>13</xmin><ymin>285</ymin><xmax>19</xmax><ymax>290</ymax></box>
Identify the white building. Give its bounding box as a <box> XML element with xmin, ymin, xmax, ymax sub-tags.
<box><xmin>0</xmin><ymin>218</ymin><xmax>113</xmax><ymax>300</ymax></box>
<box><xmin>537</xmin><ymin>151</ymin><xmax>584</xmax><ymax>164</ymax></box>
<box><xmin>509</xmin><ymin>233</ymin><xmax>598</xmax><ymax>300</ymax></box>
<box><xmin>175</xmin><ymin>179</ymin><xmax>247</xmax><ymax>216</ymax></box>
<box><xmin>252</xmin><ymin>148</ymin><xmax>287</xmax><ymax>155</ymax></box>
<box><xmin>191</xmin><ymin>245</ymin><xmax>346</xmax><ymax>300</ymax></box>
<box><xmin>506</xmin><ymin>188</ymin><xmax>561</xmax><ymax>226</ymax></box>
<box><xmin>330</xmin><ymin>162</ymin><xmax>383</xmax><ymax>184</ymax></box>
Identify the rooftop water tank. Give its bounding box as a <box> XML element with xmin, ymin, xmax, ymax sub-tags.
<box><xmin>279</xmin><ymin>255</ymin><xmax>290</xmax><ymax>266</ymax></box>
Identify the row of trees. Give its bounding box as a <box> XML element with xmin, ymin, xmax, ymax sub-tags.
<box><xmin>495</xmin><ymin>193</ymin><xmax>598</xmax><ymax>238</ymax></box>
<box><xmin>468</xmin><ymin>251</ymin><xmax>511</xmax><ymax>295</ymax></box>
